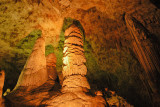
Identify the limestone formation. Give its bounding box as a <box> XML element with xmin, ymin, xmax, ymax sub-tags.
<box><xmin>46</xmin><ymin>53</ymin><xmax>59</xmax><ymax>82</ymax></box>
<box><xmin>44</xmin><ymin>91</ymin><xmax>106</xmax><ymax>107</ymax></box>
<box><xmin>4</xmin><ymin>25</ymin><xmax>106</xmax><ymax>107</ymax></box>
<box><xmin>42</xmin><ymin>24</ymin><xmax>106</xmax><ymax>107</ymax></box>
<box><xmin>14</xmin><ymin>37</ymin><xmax>48</xmax><ymax>89</ymax></box>
<box><xmin>0</xmin><ymin>70</ymin><xmax>5</xmax><ymax>106</ymax></box>
<box><xmin>61</xmin><ymin>24</ymin><xmax>90</xmax><ymax>93</ymax></box>
<box><xmin>0</xmin><ymin>0</ymin><xmax>159</xmax><ymax>106</ymax></box>
<box><xmin>125</xmin><ymin>14</ymin><xmax>160</xmax><ymax>103</ymax></box>
<box><xmin>5</xmin><ymin>37</ymin><xmax>58</xmax><ymax>106</ymax></box>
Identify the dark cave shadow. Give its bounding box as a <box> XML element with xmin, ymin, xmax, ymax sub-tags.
<box><xmin>150</xmin><ymin>0</ymin><xmax>160</xmax><ymax>9</ymax></box>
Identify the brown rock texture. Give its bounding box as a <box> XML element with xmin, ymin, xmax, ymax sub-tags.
<box><xmin>41</xmin><ymin>25</ymin><xmax>106</xmax><ymax>107</ymax></box>
<box><xmin>0</xmin><ymin>70</ymin><xmax>5</xmax><ymax>97</ymax></box>
<box><xmin>4</xmin><ymin>25</ymin><xmax>106</xmax><ymax>107</ymax></box>
<box><xmin>125</xmin><ymin>14</ymin><xmax>160</xmax><ymax>105</ymax></box>
<box><xmin>14</xmin><ymin>37</ymin><xmax>48</xmax><ymax>89</ymax></box>
<box><xmin>6</xmin><ymin>79</ymin><xmax>61</xmax><ymax>106</ymax></box>
<box><xmin>0</xmin><ymin>0</ymin><xmax>160</xmax><ymax>106</ymax></box>
<box><xmin>0</xmin><ymin>70</ymin><xmax>5</xmax><ymax>106</ymax></box>
<box><xmin>62</xmin><ymin>24</ymin><xmax>90</xmax><ymax>93</ymax></box>
<box><xmin>46</xmin><ymin>53</ymin><xmax>58</xmax><ymax>81</ymax></box>
<box><xmin>104</xmin><ymin>89</ymin><xmax>134</xmax><ymax>107</ymax></box>
<box><xmin>43</xmin><ymin>91</ymin><xmax>106</xmax><ymax>107</ymax></box>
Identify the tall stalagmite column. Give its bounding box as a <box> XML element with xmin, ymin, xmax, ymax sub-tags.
<box><xmin>125</xmin><ymin>14</ymin><xmax>160</xmax><ymax>96</ymax></box>
<box><xmin>61</xmin><ymin>24</ymin><xmax>90</xmax><ymax>93</ymax></box>
<box><xmin>14</xmin><ymin>37</ymin><xmax>48</xmax><ymax>89</ymax></box>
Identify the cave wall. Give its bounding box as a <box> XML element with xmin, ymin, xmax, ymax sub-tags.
<box><xmin>0</xmin><ymin>0</ymin><xmax>160</xmax><ymax>106</ymax></box>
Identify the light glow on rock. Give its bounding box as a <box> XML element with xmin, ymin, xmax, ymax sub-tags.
<box><xmin>63</xmin><ymin>56</ymin><xmax>69</xmax><ymax>65</ymax></box>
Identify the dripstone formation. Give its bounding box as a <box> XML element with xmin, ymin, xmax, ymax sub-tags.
<box><xmin>43</xmin><ymin>24</ymin><xmax>106</xmax><ymax>107</ymax></box>
<box><xmin>4</xmin><ymin>25</ymin><xmax>106</xmax><ymax>107</ymax></box>
<box><xmin>5</xmin><ymin>36</ymin><xmax>52</xmax><ymax>106</ymax></box>
<box><xmin>0</xmin><ymin>0</ymin><xmax>160</xmax><ymax>106</ymax></box>
<box><xmin>61</xmin><ymin>24</ymin><xmax>90</xmax><ymax>93</ymax></box>
<box><xmin>14</xmin><ymin>37</ymin><xmax>48</xmax><ymax>89</ymax></box>
<box><xmin>125</xmin><ymin>14</ymin><xmax>160</xmax><ymax>106</ymax></box>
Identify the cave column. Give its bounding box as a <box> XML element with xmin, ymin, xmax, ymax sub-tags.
<box><xmin>61</xmin><ymin>24</ymin><xmax>90</xmax><ymax>93</ymax></box>
<box><xmin>14</xmin><ymin>36</ymin><xmax>48</xmax><ymax>90</ymax></box>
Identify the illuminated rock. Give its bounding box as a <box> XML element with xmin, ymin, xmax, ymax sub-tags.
<box><xmin>0</xmin><ymin>70</ymin><xmax>5</xmax><ymax>106</ymax></box>
<box><xmin>44</xmin><ymin>91</ymin><xmax>106</xmax><ymax>107</ymax></box>
<box><xmin>43</xmin><ymin>24</ymin><xmax>106</xmax><ymax>107</ymax></box>
<box><xmin>61</xmin><ymin>24</ymin><xmax>90</xmax><ymax>93</ymax></box>
<box><xmin>125</xmin><ymin>14</ymin><xmax>160</xmax><ymax>105</ymax></box>
<box><xmin>14</xmin><ymin>37</ymin><xmax>48</xmax><ymax>89</ymax></box>
<box><xmin>95</xmin><ymin>91</ymin><xmax>103</xmax><ymax>96</ymax></box>
<box><xmin>5</xmin><ymin>39</ymin><xmax>58</xmax><ymax>106</ymax></box>
<box><xmin>6</xmin><ymin>79</ymin><xmax>59</xmax><ymax>106</ymax></box>
<box><xmin>46</xmin><ymin>53</ymin><xmax>59</xmax><ymax>82</ymax></box>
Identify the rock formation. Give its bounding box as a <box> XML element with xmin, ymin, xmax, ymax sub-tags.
<box><xmin>125</xmin><ymin>14</ymin><xmax>160</xmax><ymax>105</ymax></box>
<box><xmin>0</xmin><ymin>70</ymin><xmax>5</xmax><ymax>106</ymax></box>
<box><xmin>61</xmin><ymin>24</ymin><xmax>90</xmax><ymax>93</ymax></box>
<box><xmin>0</xmin><ymin>0</ymin><xmax>160</xmax><ymax>106</ymax></box>
<box><xmin>104</xmin><ymin>89</ymin><xmax>134</xmax><ymax>107</ymax></box>
<box><xmin>14</xmin><ymin>37</ymin><xmax>48</xmax><ymax>90</ymax></box>
<box><xmin>46</xmin><ymin>53</ymin><xmax>59</xmax><ymax>82</ymax></box>
<box><xmin>5</xmin><ymin>25</ymin><xmax>106</xmax><ymax>107</ymax></box>
<box><xmin>5</xmin><ymin>37</ymin><xmax>58</xmax><ymax>106</ymax></box>
<box><xmin>42</xmin><ymin>24</ymin><xmax>106</xmax><ymax>107</ymax></box>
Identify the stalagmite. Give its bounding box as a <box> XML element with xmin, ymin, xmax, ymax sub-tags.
<box><xmin>61</xmin><ymin>24</ymin><xmax>90</xmax><ymax>92</ymax></box>
<box><xmin>46</xmin><ymin>53</ymin><xmax>59</xmax><ymax>82</ymax></box>
<box><xmin>0</xmin><ymin>70</ymin><xmax>5</xmax><ymax>106</ymax></box>
<box><xmin>5</xmin><ymin>24</ymin><xmax>106</xmax><ymax>107</ymax></box>
<box><xmin>14</xmin><ymin>37</ymin><xmax>48</xmax><ymax>89</ymax></box>
<box><xmin>125</xmin><ymin>14</ymin><xmax>160</xmax><ymax>98</ymax></box>
<box><xmin>43</xmin><ymin>24</ymin><xmax>106</xmax><ymax>107</ymax></box>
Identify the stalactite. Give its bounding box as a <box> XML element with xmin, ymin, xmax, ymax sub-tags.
<box><xmin>125</xmin><ymin>14</ymin><xmax>160</xmax><ymax>102</ymax></box>
<box><xmin>61</xmin><ymin>24</ymin><xmax>90</xmax><ymax>92</ymax></box>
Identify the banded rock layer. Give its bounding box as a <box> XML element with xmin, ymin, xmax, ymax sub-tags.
<box><xmin>62</xmin><ymin>24</ymin><xmax>90</xmax><ymax>93</ymax></box>
<box><xmin>43</xmin><ymin>24</ymin><xmax>106</xmax><ymax>107</ymax></box>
